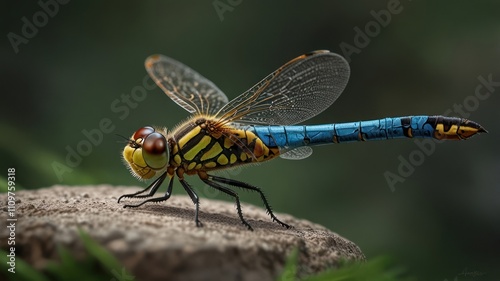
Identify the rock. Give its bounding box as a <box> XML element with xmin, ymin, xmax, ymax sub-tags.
<box><xmin>0</xmin><ymin>185</ymin><xmax>365</xmax><ymax>281</ymax></box>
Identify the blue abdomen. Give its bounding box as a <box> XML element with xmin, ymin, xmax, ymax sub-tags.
<box><xmin>249</xmin><ymin>115</ymin><xmax>484</xmax><ymax>148</ymax></box>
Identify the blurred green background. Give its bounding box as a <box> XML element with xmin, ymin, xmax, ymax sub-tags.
<box><xmin>2</xmin><ymin>1</ymin><xmax>499</xmax><ymax>280</ymax></box>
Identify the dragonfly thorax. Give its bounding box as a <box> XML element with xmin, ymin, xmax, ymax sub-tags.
<box><xmin>122</xmin><ymin>126</ymin><xmax>170</xmax><ymax>180</ymax></box>
<box><xmin>167</xmin><ymin>116</ymin><xmax>281</xmax><ymax>176</ymax></box>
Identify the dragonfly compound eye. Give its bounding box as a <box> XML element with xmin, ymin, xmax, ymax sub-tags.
<box><xmin>133</xmin><ymin>126</ymin><xmax>155</xmax><ymax>140</ymax></box>
<box><xmin>142</xmin><ymin>132</ymin><xmax>169</xmax><ymax>169</ymax></box>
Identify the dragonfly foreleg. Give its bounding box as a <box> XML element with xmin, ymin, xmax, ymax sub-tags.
<box><xmin>118</xmin><ymin>171</ymin><xmax>168</xmax><ymax>203</ymax></box>
<box><xmin>122</xmin><ymin>175</ymin><xmax>173</xmax><ymax>208</ymax></box>
<box><xmin>178</xmin><ymin>178</ymin><xmax>203</xmax><ymax>227</ymax></box>
<box><xmin>209</xmin><ymin>175</ymin><xmax>291</xmax><ymax>229</ymax></box>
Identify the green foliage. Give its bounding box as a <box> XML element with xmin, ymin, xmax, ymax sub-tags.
<box><xmin>278</xmin><ymin>248</ymin><xmax>299</xmax><ymax>281</ymax></box>
<box><xmin>0</xmin><ymin>230</ymin><xmax>133</xmax><ymax>281</ymax></box>
<box><xmin>0</xmin><ymin>249</ymin><xmax>51</xmax><ymax>281</ymax></box>
<box><xmin>278</xmin><ymin>250</ymin><xmax>415</xmax><ymax>281</ymax></box>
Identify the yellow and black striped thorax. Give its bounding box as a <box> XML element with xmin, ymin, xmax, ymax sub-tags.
<box><xmin>169</xmin><ymin>117</ymin><xmax>280</xmax><ymax>174</ymax></box>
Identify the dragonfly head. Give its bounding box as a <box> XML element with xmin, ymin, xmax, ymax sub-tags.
<box><xmin>122</xmin><ymin>126</ymin><xmax>169</xmax><ymax>180</ymax></box>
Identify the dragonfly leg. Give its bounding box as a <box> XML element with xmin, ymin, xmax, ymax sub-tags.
<box><xmin>201</xmin><ymin>179</ymin><xmax>253</xmax><ymax>231</ymax></box>
<box><xmin>178</xmin><ymin>178</ymin><xmax>203</xmax><ymax>227</ymax></box>
<box><xmin>209</xmin><ymin>175</ymin><xmax>291</xmax><ymax>229</ymax></box>
<box><xmin>118</xmin><ymin>171</ymin><xmax>168</xmax><ymax>203</ymax></box>
<box><xmin>122</xmin><ymin>175</ymin><xmax>173</xmax><ymax>208</ymax></box>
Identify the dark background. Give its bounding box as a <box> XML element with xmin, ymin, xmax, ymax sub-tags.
<box><xmin>2</xmin><ymin>1</ymin><xmax>499</xmax><ymax>280</ymax></box>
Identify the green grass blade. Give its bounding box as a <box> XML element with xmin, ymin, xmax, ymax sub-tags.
<box><xmin>78</xmin><ymin>229</ymin><xmax>135</xmax><ymax>281</ymax></box>
<box><xmin>0</xmin><ymin>249</ymin><xmax>51</xmax><ymax>281</ymax></box>
<box><xmin>278</xmin><ymin>248</ymin><xmax>299</xmax><ymax>281</ymax></box>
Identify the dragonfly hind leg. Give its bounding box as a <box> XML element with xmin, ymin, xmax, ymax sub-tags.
<box><xmin>206</xmin><ymin>174</ymin><xmax>291</xmax><ymax>229</ymax></box>
<box><xmin>201</xmin><ymin>178</ymin><xmax>253</xmax><ymax>231</ymax></box>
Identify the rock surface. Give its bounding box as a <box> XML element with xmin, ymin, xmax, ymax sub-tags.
<box><xmin>0</xmin><ymin>185</ymin><xmax>365</xmax><ymax>281</ymax></box>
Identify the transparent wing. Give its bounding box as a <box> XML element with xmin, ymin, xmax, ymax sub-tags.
<box><xmin>145</xmin><ymin>54</ymin><xmax>229</xmax><ymax>115</ymax></box>
<box><xmin>280</xmin><ymin>146</ymin><xmax>313</xmax><ymax>160</ymax></box>
<box><xmin>214</xmin><ymin>50</ymin><xmax>350</xmax><ymax>126</ymax></box>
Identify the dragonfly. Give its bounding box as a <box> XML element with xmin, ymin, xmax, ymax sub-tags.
<box><xmin>118</xmin><ymin>50</ymin><xmax>486</xmax><ymax>230</ymax></box>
